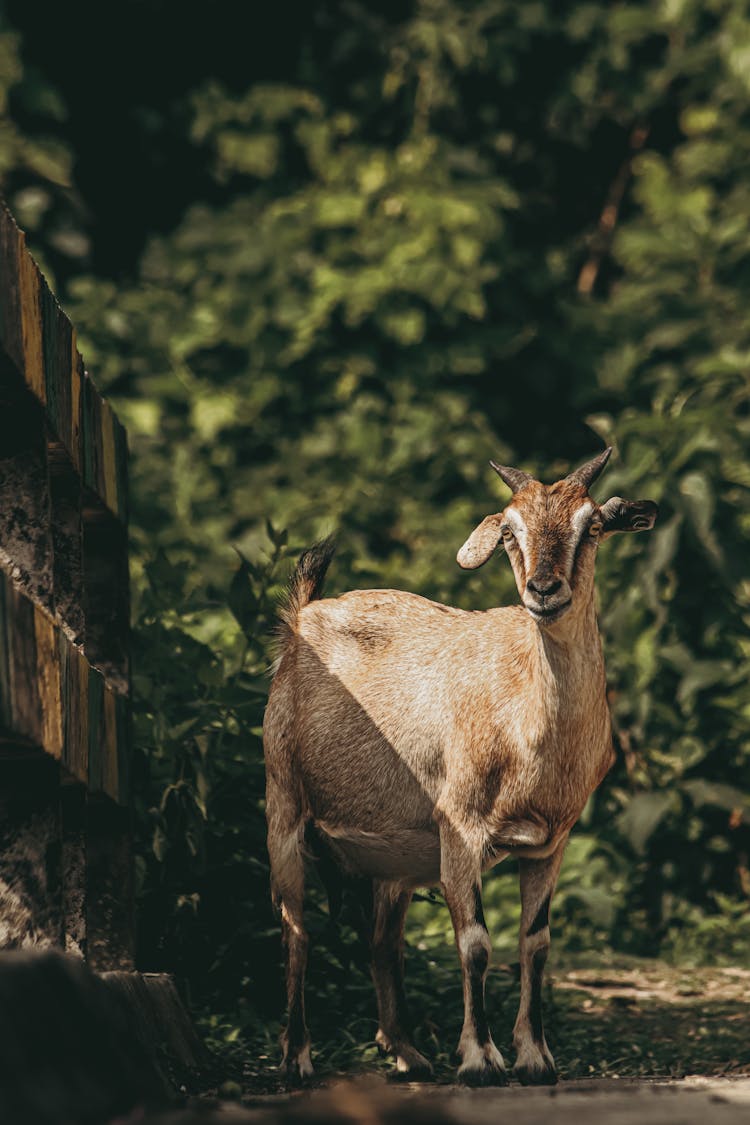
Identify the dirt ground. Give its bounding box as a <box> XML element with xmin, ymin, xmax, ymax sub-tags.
<box><xmin>227</xmin><ymin>959</ymin><xmax>750</xmax><ymax>1092</ymax></box>
<box><xmin>163</xmin><ymin>962</ymin><xmax>750</xmax><ymax>1122</ymax></box>
<box><xmin>544</xmin><ymin>961</ymin><xmax>750</xmax><ymax>1080</ymax></box>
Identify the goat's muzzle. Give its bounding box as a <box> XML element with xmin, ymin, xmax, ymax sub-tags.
<box><xmin>523</xmin><ymin>573</ymin><xmax>572</xmax><ymax>625</ymax></box>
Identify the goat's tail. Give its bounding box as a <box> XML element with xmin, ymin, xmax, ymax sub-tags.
<box><xmin>275</xmin><ymin>534</ymin><xmax>337</xmax><ymax>653</ymax></box>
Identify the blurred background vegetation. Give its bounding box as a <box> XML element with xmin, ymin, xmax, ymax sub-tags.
<box><xmin>1</xmin><ymin>0</ymin><xmax>750</xmax><ymax>1075</ymax></box>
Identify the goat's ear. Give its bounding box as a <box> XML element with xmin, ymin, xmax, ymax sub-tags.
<box><xmin>599</xmin><ymin>497</ymin><xmax>658</xmax><ymax>537</ymax></box>
<box><xmin>457</xmin><ymin>514</ymin><xmax>505</xmax><ymax>569</ymax></box>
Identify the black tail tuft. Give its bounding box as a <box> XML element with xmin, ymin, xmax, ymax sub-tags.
<box><xmin>295</xmin><ymin>535</ymin><xmax>337</xmax><ymax>604</ymax></box>
<box><xmin>275</xmin><ymin>535</ymin><xmax>337</xmax><ymax>651</ymax></box>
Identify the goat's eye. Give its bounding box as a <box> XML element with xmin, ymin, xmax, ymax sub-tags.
<box><xmin>501</xmin><ymin>526</ymin><xmax>515</xmax><ymax>542</ymax></box>
<box><xmin>589</xmin><ymin>522</ymin><xmax>603</xmax><ymax>538</ymax></box>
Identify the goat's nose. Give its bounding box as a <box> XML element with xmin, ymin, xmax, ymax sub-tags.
<box><xmin>527</xmin><ymin>577</ymin><xmax>563</xmax><ymax>598</ymax></box>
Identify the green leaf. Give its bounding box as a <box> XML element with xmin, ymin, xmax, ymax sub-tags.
<box><xmin>618</xmin><ymin>792</ymin><xmax>673</xmax><ymax>855</ymax></box>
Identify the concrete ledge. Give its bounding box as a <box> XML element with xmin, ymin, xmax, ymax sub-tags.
<box><xmin>0</xmin><ymin>950</ymin><xmax>208</xmax><ymax>1125</ymax></box>
<box><xmin>102</xmin><ymin>968</ymin><xmax>210</xmax><ymax>1092</ymax></box>
<box><xmin>147</xmin><ymin>1075</ymin><xmax>750</xmax><ymax>1125</ymax></box>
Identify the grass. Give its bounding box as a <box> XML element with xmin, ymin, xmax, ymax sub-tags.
<box><xmin>546</xmin><ymin>961</ymin><xmax>750</xmax><ymax>1080</ymax></box>
<box><xmin>198</xmin><ymin>951</ymin><xmax>750</xmax><ymax>1096</ymax></box>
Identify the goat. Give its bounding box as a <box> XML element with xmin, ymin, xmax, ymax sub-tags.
<box><xmin>264</xmin><ymin>448</ymin><xmax>657</xmax><ymax>1086</ymax></box>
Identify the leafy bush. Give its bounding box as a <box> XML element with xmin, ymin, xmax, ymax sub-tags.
<box><xmin>131</xmin><ymin>526</ymin><xmax>290</xmax><ymax>1021</ymax></box>
<box><xmin>2</xmin><ymin>0</ymin><xmax>750</xmax><ymax>1060</ymax></box>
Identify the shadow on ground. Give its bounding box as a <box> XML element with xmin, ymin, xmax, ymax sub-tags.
<box><xmin>213</xmin><ymin>960</ymin><xmax>750</xmax><ymax>1096</ymax></box>
<box><xmin>545</xmin><ymin>963</ymin><xmax>750</xmax><ymax>1080</ymax></box>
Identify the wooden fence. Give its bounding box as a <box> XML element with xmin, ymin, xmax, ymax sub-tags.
<box><xmin>0</xmin><ymin>203</ymin><xmax>132</xmax><ymax>968</ymax></box>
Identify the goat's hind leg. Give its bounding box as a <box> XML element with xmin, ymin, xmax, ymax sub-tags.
<box><xmin>371</xmin><ymin>881</ymin><xmax>432</xmax><ymax>1081</ymax></box>
<box><xmin>267</xmin><ymin>780</ymin><xmax>313</xmax><ymax>1082</ymax></box>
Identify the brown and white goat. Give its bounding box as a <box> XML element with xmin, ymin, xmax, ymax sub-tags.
<box><xmin>264</xmin><ymin>448</ymin><xmax>657</xmax><ymax>1085</ymax></box>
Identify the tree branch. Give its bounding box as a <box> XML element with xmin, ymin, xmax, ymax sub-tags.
<box><xmin>577</xmin><ymin>124</ymin><xmax>650</xmax><ymax>297</ymax></box>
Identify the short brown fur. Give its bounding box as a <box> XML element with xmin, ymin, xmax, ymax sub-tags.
<box><xmin>264</xmin><ymin>452</ymin><xmax>657</xmax><ymax>1084</ymax></box>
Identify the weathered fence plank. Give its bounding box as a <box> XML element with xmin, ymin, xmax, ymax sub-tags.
<box><xmin>0</xmin><ymin>201</ymin><xmax>133</xmax><ymax>965</ymax></box>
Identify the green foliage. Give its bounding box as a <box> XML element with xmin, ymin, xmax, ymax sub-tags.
<box><xmin>131</xmin><ymin>526</ymin><xmax>291</xmax><ymax>1014</ymax></box>
<box><xmin>0</xmin><ymin>15</ymin><xmax>88</xmax><ymax>281</ymax></box>
<box><xmin>2</xmin><ymin>0</ymin><xmax>750</xmax><ymax>1066</ymax></box>
<box><xmin>575</xmin><ymin>2</ymin><xmax>750</xmax><ymax>953</ymax></box>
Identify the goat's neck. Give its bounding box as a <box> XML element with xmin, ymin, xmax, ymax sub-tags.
<box><xmin>533</xmin><ymin>587</ymin><xmax>603</xmax><ymax>676</ymax></box>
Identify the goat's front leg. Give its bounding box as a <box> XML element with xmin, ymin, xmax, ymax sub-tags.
<box><xmin>440</xmin><ymin>823</ymin><xmax>507</xmax><ymax>1087</ymax></box>
<box><xmin>513</xmin><ymin>842</ymin><xmax>566</xmax><ymax>1085</ymax></box>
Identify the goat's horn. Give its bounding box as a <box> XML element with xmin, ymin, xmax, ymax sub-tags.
<box><xmin>489</xmin><ymin>461</ymin><xmax>534</xmax><ymax>494</ymax></box>
<box><xmin>565</xmin><ymin>447</ymin><xmax>613</xmax><ymax>490</ymax></box>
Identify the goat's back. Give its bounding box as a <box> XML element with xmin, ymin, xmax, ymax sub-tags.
<box><xmin>267</xmin><ymin>590</ymin><xmax>528</xmax><ymax>817</ymax></box>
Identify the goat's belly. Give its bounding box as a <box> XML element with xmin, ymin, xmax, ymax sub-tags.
<box><xmin>315</xmin><ymin>821</ymin><xmax>441</xmax><ymax>884</ymax></box>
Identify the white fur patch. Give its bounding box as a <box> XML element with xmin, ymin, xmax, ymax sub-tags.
<box><xmin>505</xmin><ymin>509</ymin><xmax>530</xmax><ymax>569</ymax></box>
<box><xmin>458</xmin><ymin>923</ymin><xmax>491</xmax><ymax>961</ymax></box>
<box><xmin>565</xmin><ymin>501</ymin><xmax>596</xmax><ymax>573</ymax></box>
<box><xmin>514</xmin><ymin>1036</ymin><xmax>555</xmax><ymax>1077</ymax></box>
<box><xmin>296</xmin><ymin>1043</ymin><xmax>314</xmax><ymax>1079</ymax></box>
<box><xmin>458</xmin><ymin>1037</ymin><xmax>506</xmax><ymax>1076</ymax></box>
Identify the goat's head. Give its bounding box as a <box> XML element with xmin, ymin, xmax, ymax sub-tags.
<box><xmin>457</xmin><ymin>448</ymin><xmax>658</xmax><ymax>626</ymax></box>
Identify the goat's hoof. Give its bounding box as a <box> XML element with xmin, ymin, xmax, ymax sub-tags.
<box><xmin>514</xmin><ymin>1059</ymin><xmax>557</xmax><ymax>1086</ymax></box>
<box><xmin>513</xmin><ymin>1040</ymin><xmax>557</xmax><ymax>1086</ymax></box>
<box><xmin>387</xmin><ymin>1046</ymin><xmax>433</xmax><ymax>1083</ymax></box>
<box><xmin>280</xmin><ymin>1044</ymin><xmax>315</xmax><ymax>1086</ymax></box>
<box><xmin>457</xmin><ymin>1040</ymin><xmax>508</xmax><ymax>1087</ymax></box>
<box><xmin>457</xmin><ymin>1061</ymin><xmax>509</xmax><ymax>1087</ymax></box>
<box><xmin>387</xmin><ymin>1061</ymin><xmax>433</xmax><ymax>1084</ymax></box>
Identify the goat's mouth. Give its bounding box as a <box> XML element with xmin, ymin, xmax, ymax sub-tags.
<box><xmin>524</xmin><ymin>599</ymin><xmax>572</xmax><ymax>625</ymax></box>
